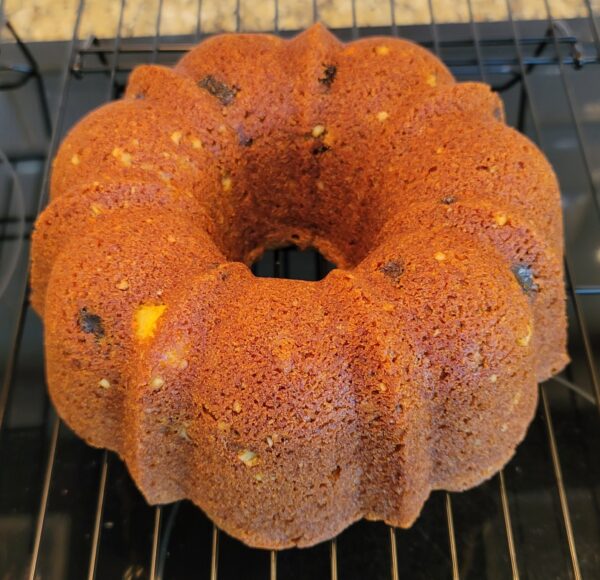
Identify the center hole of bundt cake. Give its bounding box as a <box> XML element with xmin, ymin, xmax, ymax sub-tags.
<box><xmin>221</xmin><ymin>196</ymin><xmax>380</xmax><ymax>270</ymax></box>
<box><xmin>252</xmin><ymin>247</ymin><xmax>335</xmax><ymax>281</ymax></box>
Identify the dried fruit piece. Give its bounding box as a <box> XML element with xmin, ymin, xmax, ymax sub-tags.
<box><xmin>376</xmin><ymin>111</ymin><xmax>389</xmax><ymax>122</ymax></box>
<box><xmin>512</xmin><ymin>264</ymin><xmax>539</xmax><ymax>294</ymax></box>
<box><xmin>239</xmin><ymin>135</ymin><xmax>253</xmax><ymax>147</ymax></box>
<box><xmin>78</xmin><ymin>308</ymin><xmax>105</xmax><ymax>338</ymax></box>
<box><xmin>378</xmin><ymin>260</ymin><xmax>404</xmax><ymax>283</ymax></box>
<box><xmin>134</xmin><ymin>304</ymin><xmax>166</xmax><ymax>340</ymax></box>
<box><xmin>115</xmin><ymin>279</ymin><xmax>129</xmax><ymax>291</ymax></box>
<box><xmin>198</xmin><ymin>75</ymin><xmax>239</xmax><ymax>106</ymax></box>
<box><xmin>375</xmin><ymin>45</ymin><xmax>390</xmax><ymax>56</ymax></box>
<box><xmin>312</xmin><ymin>143</ymin><xmax>330</xmax><ymax>155</ymax></box>
<box><xmin>434</xmin><ymin>252</ymin><xmax>447</xmax><ymax>262</ymax></box>
<box><xmin>319</xmin><ymin>64</ymin><xmax>337</xmax><ymax>87</ymax></box>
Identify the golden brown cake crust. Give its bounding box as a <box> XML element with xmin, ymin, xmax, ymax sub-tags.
<box><xmin>30</xmin><ymin>23</ymin><xmax>568</xmax><ymax>549</ymax></box>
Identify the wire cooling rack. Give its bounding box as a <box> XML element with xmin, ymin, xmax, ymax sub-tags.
<box><xmin>1</xmin><ymin>1</ymin><xmax>600</xmax><ymax>578</ymax></box>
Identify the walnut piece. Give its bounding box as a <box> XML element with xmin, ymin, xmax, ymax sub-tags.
<box><xmin>494</xmin><ymin>212</ymin><xmax>508</xmax><ymax>226</ymax></box>
<box><xmin>238</xmin><ymin>449</ymin><xmax>260</xmax><ymax>467</ymax></box>
<box><xmin>221</xmin><ymin>176</ymin><xmax>233</xmax><ymax>192</ymax></box>
<box><xmin>98</xmin><ymin>378</ymin><xmax>111</xmax><ymax>389</ymax></box>
<box><xmin>516</xmin><ymin>325</ymin><xmax>532</xmax><ymax>347</ymax></box>
<box><xmin>312</xmin><ymin>125</ymin><xmax>326</xmax><ymax>138</ymax></box>
<box><xmin>150</xmin><ymin>376</ymin><xmax>165</xmax><ymax>390</ymax></box>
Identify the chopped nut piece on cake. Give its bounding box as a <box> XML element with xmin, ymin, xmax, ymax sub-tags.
<box><xmin>150</xmin><ymin>376</ymin><xmax>165</xmax><ymax>390</ymax></box>
<box><xmin>98</xmin><ymin>378</ymin><xmax>111</xmax><ymax>389</ymax></box>
<box><xmin>111</xmin><ymin>147</ymin><xmax>132</xmax><ymax>167</ymax></box>
<box><xmin>517</xmin><ymin>325</ymin><xmax>532</xmax><ymax>347</ymax></box>
<box><xmin>312</xmin><ymin>124</ymin><xmax>326</xmax><ymax>138</ymax></box>
<box><xmin>494</xmin><ymin>212</ymin><xmax>508</xmax><ymax>226</ymax></box>
<box><xmin>426</xmin><ymin>73</ymin><xmax>437</xmax><ymax>86</ymax></box>
<box><xmin>221</xmin><ymin>176</ymin><xmax>233</xmax><ymax>192</ymax></box>
<box><xmin>238</xmin><ymin>450</ymin><xmax>260</xmax><ymax>467</ymax></box>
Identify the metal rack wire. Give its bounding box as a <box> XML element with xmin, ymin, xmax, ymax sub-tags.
<box><xmin>0</xmin><ymin>18</ymin><xmax>52</xmax><ymax>137</ymax></box>
<box><xmin>0</xmin><ymin>1</ymin><xmax>599</xmax><ymax>578</ymax></box>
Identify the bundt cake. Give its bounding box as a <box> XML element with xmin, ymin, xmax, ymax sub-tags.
<box><xmin>31</xmin><ymin>23</ymin><xmax>568</xmax><ymax>549</ymax></box>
